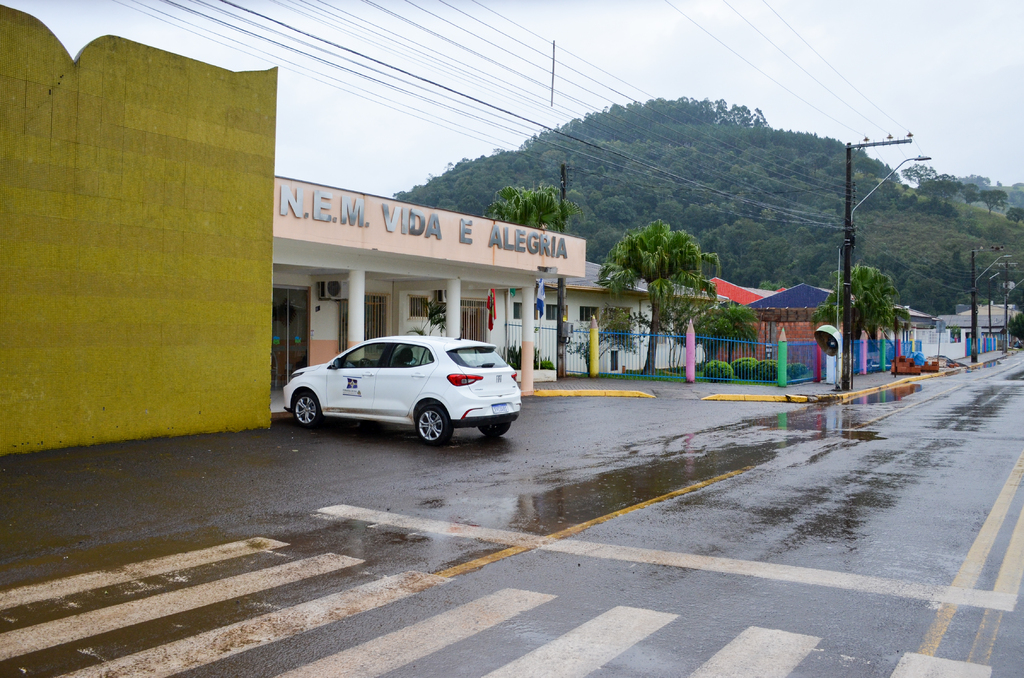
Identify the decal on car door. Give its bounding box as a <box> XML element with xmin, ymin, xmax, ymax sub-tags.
<box><xmin>344</xmin><ymin>378</ymin><xmax>362</xmax><ymax>397</ymax></box>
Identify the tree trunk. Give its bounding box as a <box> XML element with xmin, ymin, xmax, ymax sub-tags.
<box><xmin>644</xmin><ymin>300</ymin><xmax>660</xmax><ymax>375</ymax></box>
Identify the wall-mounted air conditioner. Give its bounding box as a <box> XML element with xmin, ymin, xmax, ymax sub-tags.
<box><xmin>434</xmin><ymin>290</ymin><xmax>446</xmax><ymax>303</ymax></box>
<box><xmin>317</xmin><ymin>280</ymin><xmax>346</xmax><ymax>300</ymax></box>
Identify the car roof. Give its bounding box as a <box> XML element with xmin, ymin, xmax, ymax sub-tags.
<box><xmin>358</xmin><ymin>335</ymin><xmax>496</xmax><ymax>351</ymax></box>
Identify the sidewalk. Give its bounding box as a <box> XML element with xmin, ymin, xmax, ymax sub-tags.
<box><xmin>533</xmin><ymin>350</ymin><xmax>1012</xmax><ymax>402</ymax></box>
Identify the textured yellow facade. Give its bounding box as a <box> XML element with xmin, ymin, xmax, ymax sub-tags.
<box><xmin>0</xmin><ymin>7</ymin><xmax>277</xmax><ymax>454</ymax></box>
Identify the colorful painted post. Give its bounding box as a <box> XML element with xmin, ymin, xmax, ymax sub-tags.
<box><xmin>685</xmin><ymin>319</ymin><xmax>696</xmax><ymax>383</ymax></box>
<box><xmin>860</xmin><ymin>330</ymin><xmax>869</xmax><ymax>374</ymax></box>
<box><xmin>777</xmin><ymin>327</ymin><xmax>788</xmax><ymax>387</ymax></box>
<box><xmin>881</xmin><ymin>334</ymin><xmax>889</xmax><ymax>372</ymax></box>
<box><xmin>589</xmin><ymin>315</ymin><xmax>599</xmax><ymax>378</ymax></box>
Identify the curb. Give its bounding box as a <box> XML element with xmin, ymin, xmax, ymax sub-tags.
<box><xmin>703</xmin><ymin>367</ymin><xmax>963</xmax><ymax>403</ymax></box>
<box><xmin>532</xmin><ymin>390</ymin><xmax>656</xmax><ymax>398</ymax></box>
<box><xmin>703</xmin><ymin>393</ymin><xmax>809</xmax><ymax>402</ymax></box>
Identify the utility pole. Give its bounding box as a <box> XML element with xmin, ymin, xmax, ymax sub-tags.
<box><xmin>556</xmin><ymin>162</ymin><xmax>568</xmax><ymax>378</ymax></box>
<box><xmin>841</xmin><ymin>137</ymin><xmax>911</xmax><ymax>390</ymax></box>
<box><xmin>971</xmin><ymin>247</ymin><xmax>1005</xmax><ymax>363</ymax></box>
<box><xmin>972</xmin><ymin>249</ymin><xmax>978</xmax><ymax>362</ymax></box>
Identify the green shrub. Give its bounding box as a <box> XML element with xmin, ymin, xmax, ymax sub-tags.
<box><xmin>755</xmin><ymin>360</ymin><xmax>778</xmax><ymax>382</ymax></box>
<box><xmin>702</xmin><ymin>360</ymin><xmax>734</xmax><ymax>382</ymax></box>
<box><xmin>787</xmin><ymin>363</ymin><xmax>811</xmax><ymax>381</ymax></box>
<box><xmin>540</xmin><ymin>360</ymin><xmax>555</xmax><ymax>370</ymax></box>
<box><xmin>730</xmin><ymin>357</ymin><xmax>758</xmax><ymax>380</ymax></box>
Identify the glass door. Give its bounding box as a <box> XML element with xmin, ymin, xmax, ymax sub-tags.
<box><xmin>271</xmin><ymin>287</ymin><xmax>309</xmax><ymax>389</ymax></box>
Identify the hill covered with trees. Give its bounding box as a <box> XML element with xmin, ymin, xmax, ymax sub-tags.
<box><xmin>395</xmin><ymin>97</ymin><xmax>1024</xmax><ymax>316</ymax></box>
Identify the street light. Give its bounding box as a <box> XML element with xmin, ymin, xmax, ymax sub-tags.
<box><xmin>971</xmin><ymin>249</ymin><xmax>1008</xmax><ymax>363</ymax></box>
<box><xmin>837</xmin><ymin>151</ymin><xmax>929</xmax><ymax>390</ymax></box>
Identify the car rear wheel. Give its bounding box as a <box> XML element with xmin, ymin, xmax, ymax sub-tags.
<box><xmin>478</xmin><ymin>422</ymin><xmax>511</xmax><ymax>438</ymax></box>
<box><xmin>416</xmin><ymin>403</ymin><xmax>453</xmax><ymax>446</ymax></box>
<box><xmin>292</xmin><ymin>390</ymin><xmax>323</xmax><ymax>428</ymax></box>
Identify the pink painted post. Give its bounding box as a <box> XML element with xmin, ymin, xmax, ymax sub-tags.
<box><xmin>860</xmin><ymin>330</ymin><xmax>869</xmax><ymax>374</ymax></box>
<box><xmin>814</xmin><ymin>345</ymin><xmax>822</xmax><ymax>383</ymax></box>
<box><xmin>686</xmin><ymin>319</ymin><xmax>696</xmax><ymax>383</ymax></box>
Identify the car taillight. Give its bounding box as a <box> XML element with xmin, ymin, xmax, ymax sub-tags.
<box><xmin>511</xmin><ymin>372</ymin><xmax>517</xmax><ymax>381</ymax></box>
<box><xmin>447</xmin><ymin>374</ymin><xmax>484</xmax><ymax>387</ymax></box>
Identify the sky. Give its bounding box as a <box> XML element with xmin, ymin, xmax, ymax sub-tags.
<box><xmin>7</xmin><ymin>0</ymin><xmax>1023</xmax><ymax>199</ymax></box>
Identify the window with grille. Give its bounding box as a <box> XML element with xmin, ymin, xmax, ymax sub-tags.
<box><xmin>409</xmin><ymin>296</ymin><xmax>429</xmax><ymax>318</ymax></box>
<box><xmin>545</xmin><ymin>304</ymin><xmax>558</xmax><ymax>321</ymax></box>
<box><xmin>579</xmin><ymin>306</ymin><xmax>599</xmax><ymax>322</ymax></box>
<box><xmin>460</xmin><ymin>299</ymin><xmax>489</xmax><ymax>342</ymax></box>
<box><xmin>513</xmin><ymin>302</ymin><xmax>522</xmax><ymax>320</ymax></box>
<box><xmin>340</xmin><ymin>294</ymin><xmax>390</xmax><ymax>342</ymax></box>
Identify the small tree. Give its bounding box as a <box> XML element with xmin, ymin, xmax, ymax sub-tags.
<box><xmin>980</xmin><ymin>189</ymin><xmax>1008</xmax><ymax>214</ymax></box>
<box><xmin>1006</xmin><ymin>206</ymin><xmax>1024</xmax><ymax>224</ymax></box>
<box><xmin>1009</xmin><ymin>314</ymin><xmax>1024</xmax><ymax>342</ymax></box>
<box><xmin>961</xmin><ymin>183</ymin><xmax>980</xmax><ymax>206</ymax></box>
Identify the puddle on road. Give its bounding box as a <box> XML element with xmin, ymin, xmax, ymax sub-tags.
<box><xmin>504</xmin><ymin>383</ymin><xmax>924</xmax><ymax>535</ymax></box>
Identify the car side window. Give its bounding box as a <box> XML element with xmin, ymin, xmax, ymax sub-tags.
<box><xmin>388</xmin><ymin>344</ymin><xmax>432</xmax><ymax>368</ymax></box>
<box><xmin>341</xmin><ymin>343</ymin><xmax>386</xmax><ymax>368</ymax></box>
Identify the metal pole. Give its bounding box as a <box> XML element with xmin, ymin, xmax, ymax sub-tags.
<box><xmin>842</xmin><ymin>144</ymin><xmax>854</xmax><ymax>390</ymax></box>
<box><xmin>971</xmin><ymin>250</ymin><xmax>978</xmax><ymax>363</ymax></box>
<box><xmin>556</xmin><ymin>162</ymin><xmax>567</xmax><ymax>378</ymax></box>
<box><xmin>989</xmin><ymin>274</ymin><xmax>993</xmax><ymax>349</ymax></box>
<box><xmin>1005</xmin><ymin>262</ymin><xmax>1010</xmax><ymax>352</ymax></box>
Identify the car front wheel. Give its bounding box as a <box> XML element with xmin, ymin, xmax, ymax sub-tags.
<box><xmin>416</xmin><ymin>403</ymin><xmax>453</xmax><ymax>446</ymax></box>
<box><xmin>478</xmin><ymin>422</ymin><xmax>511</xmax><ymax>438</ymax></box>
<box><xmin>292</xmin><ymin>390</ymin><xmax>323</xmax><ymax>428</ymax></box>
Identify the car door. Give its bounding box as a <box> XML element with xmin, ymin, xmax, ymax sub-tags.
<box><xmin>324</xmin><ymin>342</ymin><xmax>387</xmax><ymax>413</ymax></box>
<box><xmin>372</xmin><ymin>343</ymin><xmax>438</xmax><ymax>417</ymax></box>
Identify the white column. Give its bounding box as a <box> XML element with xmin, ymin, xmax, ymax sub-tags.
<box><xmin>521</xmin><ymin>281</ymin><xmax>535</xmax><ymax>396</ymax></box>
<box><xmin>348</xmin><ymin>269</ymin><xmax>365</xmax><ymax>348</ymax></box>
<box><xmin>446</xmin><ymin>278</ymin><xmax>461</xmax><ymax>338</ymax></box>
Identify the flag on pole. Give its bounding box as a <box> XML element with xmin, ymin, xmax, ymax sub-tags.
<box><xmin>536</xmin><ymin>279</ymin><xmax>545</xmax><ymax>316</ymax></box>
<box><xmin>487</xmin><ymin>289</ymin><xmax>495</xmax><ymax>331</ymax></box>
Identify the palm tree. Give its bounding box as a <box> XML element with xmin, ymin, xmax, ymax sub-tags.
<box><xmin>599</xmin><ymin>220</ymin><xmax>719</xmax><ymax>375</ymax></box>
<box><xmin>488</xmin><ymin>185</ymin><xmax>582</xmax><ymax>375</ymax></box>
<box><xmin>486</xmin><ymin>185</ymin><xmax>581</xmax><ymax>233</ymax></box>
<box><xmin>813</xmin><ymin>265</ymin><xmax>910</xmax><ymax>339</ymax></box>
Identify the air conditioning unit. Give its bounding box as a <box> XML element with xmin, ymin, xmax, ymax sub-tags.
<box><xmin>434</xmin><ymin>289</ymin><xmax>447</xmax><ymax>303</ymax></box>
<box><xmin>317</xmin><ymin>280</ymin><xmax>346</xmax><ymax>300</ymax></box>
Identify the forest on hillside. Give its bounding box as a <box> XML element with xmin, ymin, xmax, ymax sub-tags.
<box><xmin>395</xmin><ymin>97</ymin><xmax>1024</xmax><ymax>316</ymax></box>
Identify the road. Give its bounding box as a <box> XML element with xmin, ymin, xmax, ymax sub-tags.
<box><xmin>1</xmin><ymin>357</ymin><xmax>1022</xmax><ymax>677</ymax></box>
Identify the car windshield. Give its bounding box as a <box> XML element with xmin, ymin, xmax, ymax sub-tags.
<box><xmin>447</xmin><ymin>346</ymin><xmax>507</xmax><ymax>369</ymax></box>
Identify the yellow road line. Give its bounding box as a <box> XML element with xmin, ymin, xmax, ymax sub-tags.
<box><xmin>435</xmin><ymin>467</ymin><xmax>752</xmax><ymax>578</ymax></box>
<box><xmin>533</xmin><ymin>390</ymin><xmax>655</xmax><ymax>398</ymax></box>
<box><xmin>968</xmin><ymin>489</ymin><xmax>1024</xmax><ymax>664</ymax></box>
<box><xmin>918</xmin><ymin>446</ymin><xmax>1024</xmax><ymax>656</ymax></box>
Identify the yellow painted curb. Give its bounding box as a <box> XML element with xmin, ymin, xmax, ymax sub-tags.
<box><xmin>702</xmin><ymin>394</ymin><xmax>809</xmax><ymax>402</ymax></box>
<box><xmin>532</xmin><ymin>390</ymin><xmax>655</xmax><ymax>398</ymax></box>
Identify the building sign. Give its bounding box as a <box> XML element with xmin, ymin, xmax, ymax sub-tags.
<box><xmin>273</xmin><ymin>178</ymin><xmax>586</xmax><ymax>278</ymax></box>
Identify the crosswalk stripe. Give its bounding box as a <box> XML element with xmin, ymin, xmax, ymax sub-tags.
<box><xmin>540</xmin><ymin>541</ymin><xmax>1017</xmax><ymax>612</ymax></box>
<box><xmin>276</xmin><ymin>588</ymin><xmax>555</xmax><ymax>678</ymax></box>
<box><xmin>481</xmin><ymin>606</ymin><xmax>677</xmax><ymax>678</ymax></box>
<box><xmin>0</xmin><ymin>538</ymin><xmax>288</xmax><ymax>612</ymax></box>
<box><xmin>0</xmin><ymin>553</ymin><xmax>359</xmax><ymax>662</ymax></box>
<box><xmin>320</xmin><ymin>505</ymin><xmax>1017</xmax><ymax>612</ymax></box>
<box><xmin>688</xmin><ymin>627</ymin><xmax>820</xmax><ymax>677</ymax></box>
<box><xmin>890</xmin><ymin>653</ymin><xmax>992</xmax><ymax>677</ymax></box>
<box><xmin>318</xmin><ymin>504</ymin><xmax>549</xmax><ymax>548</ymax></box>
<box><xmin>58</xmin><ymin>571</ymin><xmax>446</xmax><ymax>678</ymax></box>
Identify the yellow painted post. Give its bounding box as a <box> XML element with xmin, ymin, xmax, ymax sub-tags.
<box><xmin>589</xmin><ymin>315</ymin><xmax>599</xmax><ymax>378</ymax></box>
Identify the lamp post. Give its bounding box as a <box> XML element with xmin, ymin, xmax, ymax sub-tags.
<box><xmin>838</xmin><ymin>145</ymin><xmax>926</xmax><ymax>390</ymax></box>
<box><xmin>971</xmin><ymin>249</ymin><xmax>1007</xmax><ymax>362</ymax></box>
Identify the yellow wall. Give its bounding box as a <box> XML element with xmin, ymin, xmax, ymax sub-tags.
<box><xmin>0</xmin><ymin>7</ymin><xmax>277</xmax><ymax>454</ymax></box>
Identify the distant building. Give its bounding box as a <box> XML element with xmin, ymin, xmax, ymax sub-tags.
<box><xmin>746</xmin><ymin>283</ymin><xmax>831</xmax><ymax>345</ymax></box>
<box><xmin>710</xmin><ymin>277</ymin><xmax>782</xmax><ymax>305</ymax></box>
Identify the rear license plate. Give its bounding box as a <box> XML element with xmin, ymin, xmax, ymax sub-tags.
<box><xmin>491</xmin><ymin>403</ymin><xmax>510</xmax><ymax>414</ymax></box>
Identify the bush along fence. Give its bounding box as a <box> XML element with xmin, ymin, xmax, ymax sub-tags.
<box><xmin>504</xmin><ymin>321</ymin><xmax>919</xmax><ymax>386</ymax></box>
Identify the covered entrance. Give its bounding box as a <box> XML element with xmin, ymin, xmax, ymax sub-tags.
<box><xmin>271</xmin><ymin>286</ymin><xmax>309</xmax><ymax>389</ymax></box>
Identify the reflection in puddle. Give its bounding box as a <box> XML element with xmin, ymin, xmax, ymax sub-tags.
<box><xmin>845</xmin><ymin>383</ymin><xmax>921</xmax><ymax>405</ymax></box>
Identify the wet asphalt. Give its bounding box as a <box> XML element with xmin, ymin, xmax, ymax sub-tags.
<box><xmin>1</xmin><ymin>356</ymin><xmax>1023</xmax><ymax>676</ymax></box>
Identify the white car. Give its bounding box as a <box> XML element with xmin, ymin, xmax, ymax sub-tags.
<box><xmin>283</xmin><ymin>336</ymin><xmax>521</xmax><ymax>445</ymax></box>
